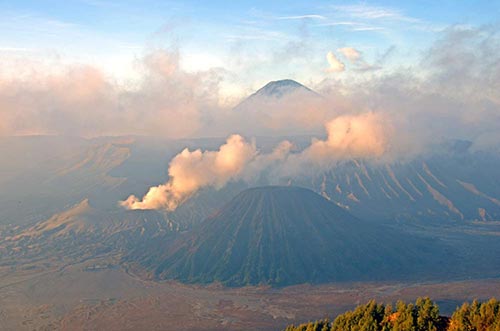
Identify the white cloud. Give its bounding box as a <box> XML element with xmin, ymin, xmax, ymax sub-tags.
<box><xmin>0</xmin><ymin>49</ymin><xmax>223</xmax><ymax>138</ymax></box>
<box><xmin>304</xmin><ymin>112</ymin><xmax>388</xmax><ymax>161</ymax></box>
<box><xmin>326</xmin><ymin>51</ymin><xmax>345</xmax><ymax>73</ymax></box>
<box><xmin>338</xmin><ymin>47</ymin><xmax>361</xmax><ymax>63</ymax></box>
<box><xmin>332</xmin><ymin>4</ymin><xmax>419</xmax><ymax>22</ymax></box>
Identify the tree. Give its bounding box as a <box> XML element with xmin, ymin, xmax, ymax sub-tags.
<box><xmin>283</xmin><ymin>297</ymin><xmax>499</xmax><ymax>331</ymax></box>
<box><xmin>449</xmin><ymin>298</ymin><xmax>500</xmax><ymax>331</ymax></box>
<box><xmin>415</xmin><ymin>297</ymin><xmax>440</xmax><ymax>331</ymax></box>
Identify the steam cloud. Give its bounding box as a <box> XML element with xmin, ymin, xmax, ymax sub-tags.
<box><xmin>304</xmin><ymin>112</ymin><xmax>388</xmax><ymax>162</ymax></box>
<box><xmin>121</xmin><ymin>135</ymin><xmax>256</xmax><ymax>210</ymax></box>
<box><xmin>121</xmin><ymin>112</ymin><xmax>390</xmax><ymax>210</ymax></box>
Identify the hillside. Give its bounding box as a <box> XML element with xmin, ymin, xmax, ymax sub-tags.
<box><xmin>296</xmin><ymin>149</ymin><xmax>500</xmax><ymax>222</ymax></box>
<box><xmin>0</xmin><ymin>199</ymin><xmax>177</xmax><ymax>266</ymax></box>
<box><xmin>126</xmin><ymin>186</ymin><xmax>449</xmax><ymax>286</ymax></box>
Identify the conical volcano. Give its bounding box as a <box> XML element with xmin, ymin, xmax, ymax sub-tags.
<box><xmin>234</xmin><ymin>79</ymin><xmax>320</xmax><ymax>111</ymax></box>
<box><xmin>133</xmin><ymin>186</ymin><xmax>447</xmax><ymax>286</ymax></box>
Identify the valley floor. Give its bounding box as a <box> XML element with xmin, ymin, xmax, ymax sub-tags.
<box><xmin>1</xmin><ymin>258</ymin><xmax>500</xmax><ymax>331</ymax></box>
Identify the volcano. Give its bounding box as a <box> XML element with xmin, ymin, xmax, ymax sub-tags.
<box><xmin>233</xmin><ymin>79</ymin><xmax>320</xmax><ymax>112</ymax></box>
<box><xmin>131</xmin><ymin>186</ymin><xmax>448</xmax><ymax>286</ymax></box>
<box><xmin>246</xmin><ymin>79</ymin><xmax>317</xmax><ymax>99</ymax></box>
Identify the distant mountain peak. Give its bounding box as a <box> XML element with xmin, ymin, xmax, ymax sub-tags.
<box><xmin>234</xmin><ymin>79</ymin><xmax>320</xmax><ymax>113</ymax></box>
<box><xmin>252</xmin><ymin>79</ymin><xmax>316</xmax><ymax>98</ymax></box>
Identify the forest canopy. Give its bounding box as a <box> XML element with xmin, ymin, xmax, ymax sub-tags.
<box><xmin>284</xmin><ymin>298</ymin><xmax>500</xmax><ymax>331</ymax></box>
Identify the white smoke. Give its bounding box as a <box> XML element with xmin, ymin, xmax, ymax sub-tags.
<box><xmin>121</xmin><ymin>112</ymin><xmax>391</xmax><ymax>211</ymax></box>
<box><xmin>121</xmin><ymin>134</ymin><xmax>256</xmax><ymax>210</ymax></box>
<box><xmin>308</xmin><ymin>112</ymin><xmax>387</xmax><ymax>159</ymax></box>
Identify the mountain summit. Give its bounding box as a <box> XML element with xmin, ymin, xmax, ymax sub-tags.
<box><xmin>234</xmin><ymin>79</ymin><xmax>320</xmax><ymax>112</ymax></box>
<box><xmin>129</xmin><ymin>186</ymin><xmax>446</xmax><ymax>286</ymax></box>
<box><xmin>250</xmin><ymin>79</ymin><xmax>317</xmax><ymax>98</ymax></box>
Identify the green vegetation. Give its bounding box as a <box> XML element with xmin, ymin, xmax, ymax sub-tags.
<box><xmin>284</xmin><ymin>298</ymin><xmax>500</xmax><ymax>331</ymax></box>
<box><xmin>448</xmin><ymin>299</ymin><xmax>500</xmax><ymax>331</ymax></box>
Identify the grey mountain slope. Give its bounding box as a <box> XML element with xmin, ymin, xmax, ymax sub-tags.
<box><xmin>0</xmin><ymin>199</ymin><xmax>177</xmax><ymax>265</ymax></box>
<box><xmin>126</xmin><ymin>186</ymin><xmax>451</xmax><ymax>286</ymax></box>
<box><xmin>299</xmin><ymin>149</ymin><xmax>500</xmax><ymax>222</ymax></box>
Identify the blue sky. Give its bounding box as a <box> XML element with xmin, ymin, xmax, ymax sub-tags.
<box><xmin>1</xmin><ymin>0</ymin><xmax>499</xmax><ymax>94</ymax></box>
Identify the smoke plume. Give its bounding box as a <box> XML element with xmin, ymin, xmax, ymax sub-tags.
<box><xmin>121</xmin><ymin>135</ymin><xmax>256</xmax><ymax>210</ymax></box>
<box><xmin>121</xmin><ymin>112</ymin><xmax>390</xmax><ymax>210</ymax></box>
<box><xmin>301</xmin><ymin>112</ymin><xmax>388</xmax><ymax>162</ymax></box>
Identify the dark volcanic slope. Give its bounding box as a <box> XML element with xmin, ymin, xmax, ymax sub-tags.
<box><xmin>132</xmin><ymin>186</ymin><xmax>448</xmax><ymax>286</ymax></box>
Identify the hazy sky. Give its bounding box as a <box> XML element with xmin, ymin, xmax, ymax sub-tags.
<box><xmin>0</xmin><ymin>1</ymin><xmax>499</xmax><ymax>142</ymax></box>
<box><xmin>1</xmin><ymin>0</ymin><xmax>498</xmax><ymax>91</ymax></box>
